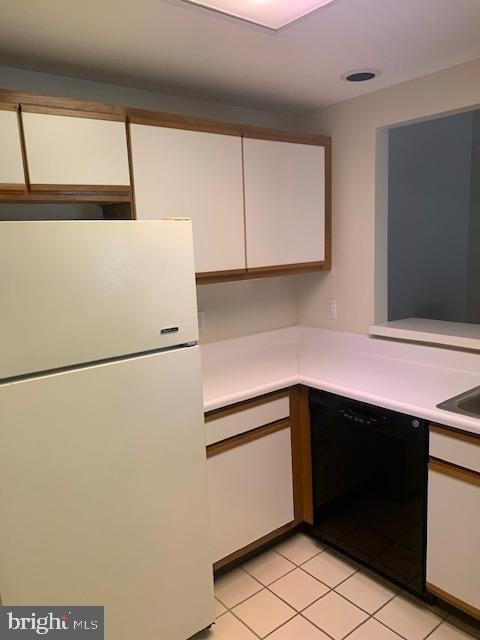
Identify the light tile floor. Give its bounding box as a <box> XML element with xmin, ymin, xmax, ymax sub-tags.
<box><xmin>194</xmin><ymin>534</ymin><xmax>480</xmax><ymax>640</ymax></box>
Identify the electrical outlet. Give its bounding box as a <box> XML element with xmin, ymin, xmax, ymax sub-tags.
<box><xmin>327</xmin><ymin>298</ymin><xmax>337</xmax><ymax>320</ymax></box>
<box><xmin>197</xmin><ymin>311</ymin><xmax>206</xmax><ymax>330</ymax></box>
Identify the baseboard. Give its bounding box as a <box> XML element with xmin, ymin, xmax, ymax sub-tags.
<box><xmin>213</xmin><ymin>521</ymin><xmax>303</xmax><ymax>578</ymax></box>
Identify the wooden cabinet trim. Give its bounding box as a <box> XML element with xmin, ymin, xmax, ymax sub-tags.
<box><xmin>0</xmin><ymin>86</ymin><xmax>330</xmax><ymax>241</ymax></box>
<box><xmin>196</xmin><ymin>272</ymin><xmax>247</xmax><ymax>285</ymax></box>
<box><xmin>241</xmin><ymin>125</ymin><xmax>330</xmax><ymax>147</ymax></box>
<box><xmin>0</xmin><ymin>89</ymin><xmax>126</xmax><ymax>118</ymax></box>
<box><xmin>206</xmin><ymin>418</ymin><xmax>290</xmax><ymax>458</ymax></box>
<box><xmin>206</xmin><ymin>386</ymin><xmax>314</xmax><ymax>571</ymax></box>
<box><xmin>290</xmin><ymin>386</ymin><xmax>314</xmax><ymax>524</ymax></box>
<box><xmin>0</xmin><ymin>192</ymin><xmax>132</xmax><ymax>205</ymax></box>
<box><xmin>0</xmin><ymin>183</ymin><xmax>26</xmax><ymax>193</ymax></box>
<box><xmin>0</xmin><ymin>104</ymin><xmax>30</xmax><ymax>191</ymax></box>
<box><xmin>213</xmin><ymin>521</ymin><xmax>300</xmax><ymax>574</ymax></box>
<box><xmin>429</xmin><ymin>457</ymin><xmax>480</xmax><ymax>487</ymax></box>
<box><xmin>196</xmin><ymin>263</ymin><xmax>328</xmax><ymax>284</ymax></box>
<box><xmin>205</xmin><ymin>389</ymin><xmax>291</xmax><ymax>422</ymax></box>
<box><xmin>196</xmin><ymin>268</ymin><xmax>247</xmax><ymax>280</ymax></box>
<box><xmin>21</xmin><ymin>104</ymin><xmax>125</xmax><ymax>122</ymax></box>
<box><xmin>29</xmin><ymin>184</ymin><xmax>131</xmax><ymax>196</ymax></box>
<box><xmin>426</xmin><ymin>582</ymin><xmax>480</xmax><ymax>621</ymax></box>
<box><xmin>247</xmin><ymin>260</ymin><xmax>327</xmax><ymax>274</ymax></box>
<box><xmin>128</xmin><ymin>111</ymin><xmax>242</xmax><ymax>137</ymax></box>
<box><xmin>324</xmin><ymin>140</ymin><xmax>332</xmax><ymax>270</ymax></box>
<box><xmin>205</xmin><ymin>385</ymin><xmax>313</xmax><ymax>528</ymax></box>
<box><xmin>125</xmin><ymin>123</ymin><xmax>137</xmax><ymax>219</ymax></box>
<box><xmin>0</xmin><ymin>90</ymin><xmax>331</xmax><ymax>146</ymax></box>
<box><xmin>430</xmin><ymin>423</ymin><xmax>480</xmax><ymax>444</ymax></box>
<box><xmin>17</xmin><ymin>107</ymin><xmax>31</xmax><ymax>190</ymax></box>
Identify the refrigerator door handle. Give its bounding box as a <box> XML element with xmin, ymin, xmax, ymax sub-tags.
<box><xmin>160</xmin><ymin>326</ymin><xmax>179</xmax><ymax>335</ymax></box>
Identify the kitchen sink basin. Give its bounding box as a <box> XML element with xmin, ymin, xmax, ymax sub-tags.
<box><xmin>437</xmin><ymin>385</ymin><xmax>480</xmax><ymax>418</ymax></box>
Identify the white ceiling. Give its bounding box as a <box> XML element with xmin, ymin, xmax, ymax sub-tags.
<box><xmin>0</xmin><ymin>0</ymin><xmax>479</xmax><ymax>112</ymax></box>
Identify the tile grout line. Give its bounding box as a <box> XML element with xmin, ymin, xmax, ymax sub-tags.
<box><xmin>214</xmin><ymin>568</ymin><xmax>264</xmax><ymax>609</ymax></box>
<box><xmin>223</xmin><ymin>546</ymin><xmax>366</xmax><ymax>639</ymax></box>
<box><xmin>240</xmin><ymin>552</ymin><xmax>329</xmax><ymax>638</ymax></box>
<box><xmin>273</xmin><ymin>541</ymin><xmax>328</xmax><ymax>566</ymax></box>
<box><xmin>213</xmin><ymin>538</ymin><xmax>475</xmax><ymax>640</ymax></box>
<box><xmin>215</xmin><ymin>546</ymin><xmax>332</xmax><ymax>639</ymax></box>
<box><xmin>228</xmin><ymin>606</ymin><xmax>263</xmax><ymax>639</ymax></box>
<box><xmin>216</xmin><ymin>545</ymin><xmax>360</xmax><ymax>639</ymax></box>
<box><xmin>227</xmin><ymin>586</ymin><xmax>298</xmax><ymax>640</ymax></box>
<box><xmin>258</xmin><ymin>548</ymin><xmax>358</xmax><ymax>640</ymax></box>
<box><xmin>330</xmin><ymin>585</ymin><xmax>398</xmax><ymax>618</ymax></box>
<box><xmin>422</xmin><ymin>621</ymin><xmax>445</xmax><ymax>640</ymax></box>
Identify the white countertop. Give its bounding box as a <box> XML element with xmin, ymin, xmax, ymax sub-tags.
<box><xmin>369</xmin><ymin>317</ymin><xmax>480</xmax><ymax>351</ymax></box>
<box><xmin>201</xmin><ymin>327</ymin><xmax>299</xmax><ymax>411</ymax></box>
<box><xmin>201</xmin><ymin>325</ymin><xmax>480</xmax><ymax>435</ymax></box>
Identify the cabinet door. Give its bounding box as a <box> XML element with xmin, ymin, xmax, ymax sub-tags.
<box><xmin>207</xmin><ymin>426</ymin><xmax>294</xmax><ymax>563</ymax></box>
<box><xmin>130</xmin><ymin>124</ymin><xmax>245</xmax><ymax>275</ymax></box>
<box><xmin>22</xmin><ymin>110</ymin><xmax>130</xmax><ymax>189</ymax></box>
<box><xmin>427</xmin><ymin>463</ymin><xmax>480</xmax><ymax>615</ymax></box>
<box><xmin>243</xmin><ymin>138</ymin><xmax>325</xmax><ymax>270</ymax></box>
<box><xmin>0</xmin><ymin>106</ymin><xmax>25</xmax><ymax>190</ymax></box>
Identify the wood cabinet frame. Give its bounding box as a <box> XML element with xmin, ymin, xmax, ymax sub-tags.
<box><xmin>205</xmin><ymin>385</ymin><xmax>313</xmax><ymax>572</ymax></box>
<box><xmin>128</xmin><ymin>114</ymin><xmax>331</xmax><ymax>281</ymax></box>
<box><xmin>430</xmin><ymin>422</ymin><xmax>480</xmax><ymax>445</ymax></box>
<box><xmin>0</xmin><ymin>87</ymin><xmax>331</xmax><ymax>271</ymax></box>
<box><xmin>0</xmin><ymin>92</ymin><xmax>132</xmax><ymax>210</ymax></box>
<box><xmin>427</xmin><ymin>423</ymin><xmax>480</xmax><ymax>621</ymax></box>
<box><xmin>0</xmin><ymin>102</ymin><xmax>27</xmax><ymax>194</ymax></box>
<box><xmin>429</xmin><ymin>457</ymin><xmax>480</xmax><ymax>487</ymax></box>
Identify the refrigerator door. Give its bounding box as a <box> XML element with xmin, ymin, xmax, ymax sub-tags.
<box><xmin>0</xmin><ymin>220</ymin><xmax>198</xmax><ymax>380</ymax></box>
<box><xmin>0</xmin><ymin>346</ymin><xmax>214</xmax><ymax>640</ymax></box>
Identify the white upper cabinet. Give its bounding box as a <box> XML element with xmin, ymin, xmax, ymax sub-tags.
<box><xmin>130</xmin><ymin>124</ymin><xmax>245</xmax><ymax>275</ymax></box>
<box><xmin>243</xmin><ymin>138</ymin><xmax>326</xmax><ymax>270</ymax></box>
<box><xmin>0</xmin><ymin>107</ymin><xmax>25</xmax><ymax>188</ymax></box>
<box><xmin>22</xmin><ymin>111</ymin><xmax>130</xmax><ymax>187</ymax></box>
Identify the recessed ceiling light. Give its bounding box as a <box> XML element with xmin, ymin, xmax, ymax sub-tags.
<box><xmin>341</xmin><ymin>69</ymin><xmax>381</xmax><ymax>82</ymax></box>
<box><xmin>182</xmin><ymin>0</ymin><xmax>337</xmax><ymax>30</ymax></box>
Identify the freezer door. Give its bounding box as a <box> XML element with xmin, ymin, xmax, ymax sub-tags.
<box><xmin>0</xmin><ymin>346</ymin><xmax>214</xmax><ymax>640</ymax></box>
<box><xmin>0</xmin><ymin>220</ymin><xmax>198</xmax><ymax>379</ymax></box>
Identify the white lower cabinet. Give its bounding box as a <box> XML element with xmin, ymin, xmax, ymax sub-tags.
<box><xmin>427</xmin><ymin>462</ymin><xmax>480</xmax><ymax>615</ymax></box>
<box><xmin>207</xmin><ymin>426</ymin><xmax>294</xmax><ymax>563</ymax></box>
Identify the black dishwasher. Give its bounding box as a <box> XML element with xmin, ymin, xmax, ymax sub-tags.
<box><xmin>309</xmin><ymin>389</ymin><xmax>428</xmax><ymax>596</ymax></box>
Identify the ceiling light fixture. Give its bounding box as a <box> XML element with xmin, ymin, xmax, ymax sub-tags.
<box><xmin>341</xmin><ymin>69</ymin><xmax>381</xmax><ymax>82</ymax></box>
<box><xmin>182</xmin><ymin>0</ymin><xmax>337</xmax><ymax>30</ymax></box>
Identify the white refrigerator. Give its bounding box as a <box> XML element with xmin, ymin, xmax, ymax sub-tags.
<box><xmin>0</xmin><ymin>220</ymin><xmax>214</xmax><ymax>639</ymax></box>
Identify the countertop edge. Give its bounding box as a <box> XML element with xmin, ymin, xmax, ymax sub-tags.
<box><xmin>202</xmin><ymin>327</ymin><xmax>480</xmax><ymax>436</ymax></box>
<box><xmin>203</xmin><ymin>376</ymin><xmax>299</xmax><ymax>413</ymax></box>
<box><xmin>203</xmin><ymin>373</ymin><xmax>480</xmax><ymax>437</ymax></box>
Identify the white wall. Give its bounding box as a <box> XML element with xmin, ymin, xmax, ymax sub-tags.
<box><xmin>293</xmin><ymin>57</ymin><xmax>480</xmax><ymax>334</ymax></box>
<box><xmin>197</xmin><ymin>277</ymin><xmax>298</xmax><ymax>343</ymax></box>
<box><xmin>0</xmin><ymin>64</ymin><xmax>298</xmax><ymax>343</ymax></box>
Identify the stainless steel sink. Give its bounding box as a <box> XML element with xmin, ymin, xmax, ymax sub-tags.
<box><xmin>437</xmin><ymin>385</ymin><xmax>480</xmax><ymax>418</ymax></box>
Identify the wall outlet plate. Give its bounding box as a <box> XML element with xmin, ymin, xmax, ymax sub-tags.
<box><xmin>327</xmin><ymin>298</ymin><xmax>337</xmax><ymax>320</ymax></box>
